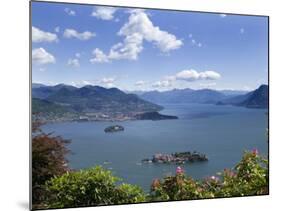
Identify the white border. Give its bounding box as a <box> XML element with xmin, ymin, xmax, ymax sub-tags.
<box><xmin>1</xmin><ymin>0</ymin><xmax>280</xmax><ymax>211</ymax></box>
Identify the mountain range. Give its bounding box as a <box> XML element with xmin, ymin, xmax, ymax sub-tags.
<box><xmin>216</xmin><ymin>84</ymin><xmax>269</xmax><ymax>108</ymax></box>
<box><xmin>32</xmin><ymin>83</ymin><xmax>268</xmax><ymax>122</ymax></box>
<box><xmin>32</xmin><ymin>84</ymin><xmax>162</xmax><ymax>115</ymax></box>
<box><xmin>139</xmin><ymin>85</ymin><xmax>268</xmax><ymax>109</ymax></box>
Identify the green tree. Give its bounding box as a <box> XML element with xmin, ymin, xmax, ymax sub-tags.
<box><xmin>46</xmin><ymin>166</ymin><xmax>146</xmax><ymax>209</ymax></box>
<box><xmin>32</xmin><ymin>120</ymin><xmax>70</xmax><ymax>207</ymax></box>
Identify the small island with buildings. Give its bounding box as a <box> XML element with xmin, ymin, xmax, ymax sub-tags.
<box><xmin>142</xmin><ymin>151</ymin><xmax>208</xmax><ymax>164</ymax></box>
<box><xmin>104</xmin><ymin>125</ymin><xmax>125</xmax><ymax>133</ymax></box>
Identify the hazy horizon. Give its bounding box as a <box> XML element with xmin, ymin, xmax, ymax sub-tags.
<box><xmin>32</xmin><ymin>81</ymin><xmax>268</xmax><ymax>93</ymax></box>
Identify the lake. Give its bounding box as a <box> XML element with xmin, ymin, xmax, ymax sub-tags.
<box><xmin>42</xmin><ymin>103</ymin><xmax>268</xmax><ymax>192</ymax></box>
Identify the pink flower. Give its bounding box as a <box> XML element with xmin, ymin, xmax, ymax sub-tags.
<box><xmin>252</xmin><ymin>148</ymin><xmax>259</xmax><ymax>156</ymax></box>
<box><xmin>151</xmin><ymin>178</ymin><xmax>160</xmax><ymax>190</ymax></box>
<box><xmin>210</xmin><ymin>176</ymin><xmax>219</xmax><ymax>182</ymax></box>
<box><xmin>176</xmin><ymin>166</ymin><xmax>184</xmax><ymax>175</ymax></box>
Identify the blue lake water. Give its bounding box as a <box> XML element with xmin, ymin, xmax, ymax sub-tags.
<box><xmin>42</xmin><ymin>103</ymin><xmax>268</xmax><ymax>192</ymax></box>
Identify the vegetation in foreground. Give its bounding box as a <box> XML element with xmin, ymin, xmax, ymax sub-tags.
<box><xmin>32</xmin><ymin>121</ymin><xmax>268</xmax><ymax>210</ymax></box>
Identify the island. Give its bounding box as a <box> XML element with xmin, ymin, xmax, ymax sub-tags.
<box><xmin>104</xmin><ymin>125</ymin><xmax>124</xmax><ymax>133</ymax></box>
<box><xmin>142</xmin><ymin>151</ymin><xmax>208</xmax><ymax>164</ymax></box>
<box><xmin>134</xmin><ymin>111</ymin><xmax>178</xmax><ymax>121</ymax></box>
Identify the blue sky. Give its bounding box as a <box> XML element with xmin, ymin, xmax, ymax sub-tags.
<box><xmin>31</xmin><ymin>1</ymin><xmax>268</xmax><ymax>91</ymax></box>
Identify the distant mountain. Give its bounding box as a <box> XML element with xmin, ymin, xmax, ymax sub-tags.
<box><xmin>32</xmin><ymin>84</ymin><xmax>78</xmax><ymax>99</ymax></box>
<box><xmin>32</xmin><ymin>84</ymin><xmax>162</xmax><ymax>116</ymax></box>
<box><xmin>219</xmin><ymin>90</ymin><xmax>249</xmax><ymax>96</ymax></box>
<box><xmin>32</xmin><ymin>83</ymin><xmax>47</xmax><ymax>89</ymax></box>
<box><xmin>217</xmin><ymin>85</ymin><xmax>268</xmax><ymax>109</ymax></box>
<box><xmin>238</xmin><ymin>85</ymin><xmax>268</xmax><ymax>108</ymax></box>
<box><xmin>140</xmin><ymin>88</ymin><xmax>226</xmax><ymax>104</ymax></box>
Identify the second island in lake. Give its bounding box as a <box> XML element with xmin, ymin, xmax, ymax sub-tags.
<box><xmin>104</xmin><ymin>125</ymin><xmax>124</xmax><ymax>133</ymax></box>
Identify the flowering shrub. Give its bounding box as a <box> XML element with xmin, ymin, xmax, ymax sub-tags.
<box><xmin>42</xmin><ymin>151</ymin><xmax>267</xmax><ymax>208</ymax></box>
<box><xmin>150</xmin><ymin>151</ymin><xmax>268</xmax><ymax>201</ymax></box>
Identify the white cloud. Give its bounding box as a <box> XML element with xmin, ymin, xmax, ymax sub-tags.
<box><xmin>89</xmin><ymin>10</ymin><xmax>182</xmax><ymax>63</ymax></box>
<box><xmin>240</xmin><ymin>28</ymin><xmax>245</xmax><ymax>34</ymax></box>
<box><xmin>90</xmin><ymin>48</ymin><xmax>110</xmax><ymax>63</ymax></box>
<box><xmin>64</xmin><ymin>8</ymin><xmax>76</xmax><ymax>16</ymax></box>
<box><xmin>67</xmin><ymin>58</ymin><xmax>80</xmax><ymax>67</ymax></box>
<box><xmin>198</xmin><ymin>43</ymin><xmax>202</xmax><ymax>47</ymax></box>
<box><xmin>71</xmin><ymin>80</ymin><xmax>94</xmax><ymax>87</ymax></box>
<box><xmin>108</xmin><ymin>33</ymin><xmax>144</xmax><ymax>60</ymax></box>
<box><xmin>119</xmin><ymin>10</ymin><xmax>183</xmax><ymax>52</ymax></box>
<box><xmin>54</xmin><ymin>26</ymin><xmax>60</xmax><ymax>33</ymax></box>
<box><xmin>32</xmin><ymin>26</ymin><xmax>58</xmax><ymax>43</ymax></box>
<box><xmin>100</xmin><ymin>77</ymin><xmax>115</xmax><ymax>84</ymax></box>
<box><xmin>176</xmin><ymin>69</ymin><xmax>221</xmax><ymax>81</ymax></box>
<box><xmin>82</xmin><ymin>80</ymin><xmax>91</xmax><ymax>85</ymax></box>
<box><xmin>75</xmin><ymin>53</ymin><xmax>81</xmax><ymax>58</ymax></box>
<box><xmin>135</xmin><ymin>80</ymin><xmax>146</xmax><ymax>86</ymax></box>
<box><xmin>91</xmin><ymin>6</ymin><xmax>117</xmax><ymax>20</ymax></box>
<box><xmin>99</xmin><ymin>77</ymin><xmax>116</xmax><ymax>88</ymax></box>
<box><xmin>63</xmin><ymin>29</ymin><xmax>95</xmax><ymax>40</ymax></box>
<box><xmin>38</xmin><ymin>68</ymin><xmax>46</xmax><ymax>72</ymax></box>
<box><xmin>219</xmin><ymin>14</ymin><xmax>227</xmax><ymax>18</ymax></box>
<box><xmin>151</xmin><ymin>69</ymin><xmax>221</xmax><ymax>90</ymax></box>
<box><xmin>152</xmin><ymin>80</ymin><xmax>172</xmax><ymax>88</ymax></box>
<box><xmin>188</xmin><ymin>33</ymin><xmax>193</xmax><ymax>38</ymax></box>
<box><xmin>32</xmin><ymin>48</ymin><xmax>56</xmax><ymax>65</ymax></box>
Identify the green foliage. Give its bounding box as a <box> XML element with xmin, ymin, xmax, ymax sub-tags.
<box><xmin>46</xmin><ymin>166</ymin><xmax>146</xmax><ymax>209</ymax></box>
<box><xmin>217</xmin><ymin>150</ymin><xmax>268</xmax><ymax>197</ymax></box>
<box><xmin>32</xmin><ymin>120</ymin><xmax>70</xmax><ymax>207</ymax></box>
<box><xmin>150</xmin><ymin>151</ymin><xmax>268</xmax><ymax>201</ymax></box>
<box><xmin>149</xmin><ymin>175</ymin><xmax>209</xmax><ymax>201</ymax></box>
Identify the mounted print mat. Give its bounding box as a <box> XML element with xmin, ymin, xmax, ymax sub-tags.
<box><xmin>31</xmin><ymin>0</ymin><xmax>269</xmax><ymax>210</ymax></box>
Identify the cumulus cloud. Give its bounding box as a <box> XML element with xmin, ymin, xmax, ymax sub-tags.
<box><xmin>63</xmin><ymin>29</ymin><xmax>95</xmax><ymax>40</ymax></box>
<box><xmin>90</xmin><ymin>10</ymin><xmax>182</xmax><ymax>63</ymax></box>
<box><xmin>32</xmin><ymin>48</ymin><xmax>56</xmax><ymax>65</ymax></box>
<box><xmin>99</xmin><ymin>77</ymin><xmax>116</xmax><ymax>88</ymax></box>
<box><xmin>90</xmin><ymin>48</ymin><xmax>110</xmax><ymax>63</ymax></box>
<box><xmin>176</xmin><ymin>69</ymin><xmax>221</xmax><ymax>81</ymax></box>
<box><xmin>135</xmin><ymin>80</ymin><xmax>146</xmax><ymax>86</ymax></box>
<box><xmin>219</xmin><ymin>14</ymin><xmax>227</xmax><ymax>18</ymax></box>
<box><xmin>67</xmin><ymin>58</ymin><xmax>80</xmax><ymax>67</ymax></box>
<box><xmin>32</xmin><ymin>26</ymin><xmax>58</xmax><ymax>43</ymax></box>
<box><xmin>119</xmin><ymin>10</ymin><xmax>183</xmax><ymax>52</ymax></box>
<box><xmin>100</xmin><ymin>77</ymin><xmax>115</xmax><ymax>84</ymax></box>
<box><xmin>82</xmin><ymin>80</ymin><xmax>91</xmax><ymax>85</ymax></box>
<box><xmin>152</xmin><ymin>80</ymin><xmax>172</xmax><ymax>88</ymax></box>
<box><xmin>91</xmin><ymin>6</ymin><xmax>117</xmax><ymax>20</ymax></box>
<box><xmin>64</xmin><ymin>8</ymin><xmax>76</xmax><ymax>16</ymax></box>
